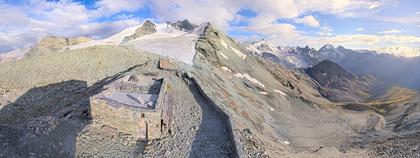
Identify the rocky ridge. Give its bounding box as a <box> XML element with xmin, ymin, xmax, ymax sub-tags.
<box><xmin>1</xmin><ymin>20</ymin><xmax>420</xmax><ymax>158</ymax></box>
<box><xmin>246</xmin><ymin>40</ymin><xmax>420</xmax><ymax>91</ymax></box>
<box><xmin>305</xmin><ymin>60</ymin><xmax>376</xmax><ymax>102</ymax></box>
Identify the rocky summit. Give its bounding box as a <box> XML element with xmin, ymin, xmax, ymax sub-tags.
<box><xmin>305</xmin><ymin>60</ymin><xmax>376</xmax><ymax>102</ymax></box>
<box><xmin>1</xmin><ymin>19</ymin><xmax>420</xmax><ymax>158</ymax></box>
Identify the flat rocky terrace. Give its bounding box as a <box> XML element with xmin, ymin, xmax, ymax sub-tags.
<box><xmin>93</xmin><ymin>75</ymin><xmax>163</xmax><ymax>110</ymax></box>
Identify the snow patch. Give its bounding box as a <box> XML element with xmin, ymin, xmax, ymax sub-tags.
<box><xmin>220</xmin><ymin>39</ymin><xmax>228</xmax><ymax>48</ymax></box>
<box><xmin>245</xmin><ymin>44</ymin><xmax>261</xmax><ymax>55</ymax></box>
<box><xmin>259</xmin><ymin>91</ymin><xmax>268</xmax><ymax>95</ymax></box>
<box><xmin>155</xmin><ymin>23</ymin><xmax>185</xmax><ymax>35</ymax></box>
<box><xmin>70</xmin><ymin>24</ymin><xmax>140</xmax><ymax>50</ymax></box>
<box><xmin>274</xmin><ymin>89</ymin><xmax>287</xmax><ymax>96</ymax></box>
<box><xmin>234</xmin><ymin>73</ymin><xmax>265</xmax><ymax>88</ymax></box>
<box><xmin>229</xmin><ymin>46</ymin><xmax>247</xmax><ymax>60</ymax></box>
<box><xmin>267</xmin><ymin>105</ymin><xmax>275</xmax><ymax>111</ymax></box>
<box><xmin>188</xmin><ymin>23</ymin><xmax>209</xmax><ymax>35</ymax></box>
<box><xmin>70</xmin><ymin>21</ymin><xmax>207</xmax><ymax>65</ymax></box>
<box><xmin>284</xmin><ymin>141</ymin><xmax>290</xmax><ymax>145</ymax></box>
<box><xmin>234</xmin><ymin>73</ymin><xmax>243</xmax><ymax>78</ymax></box>
<box><xmin>125</xmin><ymin>24</ymin><xmax>200</xmax><ymax>65</ymax></box>
<box><xmin>219</xmin><ymin>51</ymin><xmax>229</xmax><ymax>59</ymax></box>
<box><xmin>126</xmin><ymin>33</ymin><xmax>198</xmax><ymax>65</ymax></box>
<box><xmin>221</xmin><ymin>66</ymin><xmax>232</xmax><ymax>73</ymax></box>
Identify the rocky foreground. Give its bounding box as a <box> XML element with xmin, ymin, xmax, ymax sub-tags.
<box><xmin>1</xmin><ymin>20</ymin><xmax>420</xmax><ymax>157</ymax></box>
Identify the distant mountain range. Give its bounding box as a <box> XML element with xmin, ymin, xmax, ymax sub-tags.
<box><xmin>245</xmin><ymin>40</ymin><xmax>420</xmax><ymax>90</ymax></box>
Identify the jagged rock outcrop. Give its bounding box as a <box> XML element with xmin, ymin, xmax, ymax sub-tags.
<box><xmin>245</xmin><ymin>40</ymin><xmax>320</xmax><ymax>68</ymax></box>
<box><xmin>171</xmin><ymin>19</ymin><xmax>198</xmax><ymax>31</ymax></box>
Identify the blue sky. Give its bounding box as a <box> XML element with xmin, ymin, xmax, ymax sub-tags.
<box><xmin>0</xmin><ymin>0</ymin><xmax>419</xmax><ymax>53</ymax></box>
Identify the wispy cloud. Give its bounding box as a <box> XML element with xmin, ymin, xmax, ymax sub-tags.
<box><xmin>0</xmin><ymin>0</ymin><xmax>145</xmax><ymax>52</ymax></box>
<box><xmin>93</xmin><ymin>0</ymin><xmax>146</xmax><ymax>17</ymax></box>
<box><xmin>294</xmin><ymin>15</ymin><xmax>320</xmax><ymax>27</ymax></box>
<box><xmin>372</xmin><ymin>15</ymin><xmax>420</xmax><ymax>24</ymax></box>
<box><xmin>305</xmin><ymin>34</ymin><xmax>420</xmax><ymax>50</ymax></box>
<box><xmin>317</xmin><ymin>26</ymin><xmax>333</xmax><ymax>36</ymax></box>
<box><xmin>356</xmin><ymin>28</ymin><xmax>364</xmax><ymax>31</ymax></box>
<box><xmin>378</xmin><ymin>29</ymin><xmax>401</xmax><ymax>34</ymax></box>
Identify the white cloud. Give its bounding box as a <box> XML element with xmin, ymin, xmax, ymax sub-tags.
<box><xmin>233</xmin><ymin>0</ymin><xmax>393</xmax><ymax>46</ymax></box>
<box><xmin>378</xmin><ymin>29</ymin><xmax>401</xmax><ymax>34</ymax></box>
<box><xmin>317</xmin><ymin>26</ymin><xmax>333</xmax><ymax>36</ymax></box>
<box><xmin>94</xmin><ymin>0</ymin><xmax>146</xmax><ymax>17</ymax></box>
<box><xmin>294</xmin><ymin>15</ymin><xmax>320</xmax><ymax>27</ymax></box>
<box><xmin>0</xmin><ymin>0</ymin><xmax>144</xmax><ymax>53</ymax></box>
<box><xmin>356</xmin><ymin>28</ymin><xmax>364</xmax><ymax>31</ymax></box>
<box><xmin>147</xmin><ymin>0</ymin><xmax>391</xmax><ymax>31</ymax></box>
<box><xmin>244</xmin><ymin>0</ymin><xmax>299</xmax><ymax>19</ymax></box>
<box><xmin>0</xmin><ymin>5</ymin><xmax>29</xmax><ymax>27</ymax></box>
<box><xmin>304</xmin><ymin>34</ymin><xmax>420</xmax><ymax>50</ymax></box>
<box><xmin>294</xmin><ymin>0</ymin><xmax>386</xmax><ymax>17</ymax></box>
<box><xmin>416</xmin><ymin>11</ymin><xmax>420</xmax><ymax>15</ymax></box>
<box><xmin>245</xmin><ymin>14</ymin><xmax>299</xmax><ymax>39</ymax></box>
<box><xmin>372</xmin><ymin>14</ymin><xmax>420</xmax><ymax>24</ymax></box>
<box><xmin>249</xmin><ymin>23</ymin><xmax>298</xmax><ymax>37</ymax></box>
<box><xmin>0</xmin><ymin>0</ymin><xmax>411</xmax><ymax>53</ymax></box>
<box><xmin>377</xmin><ymin>46</ymin><xmax>420</xmax><ymax>57</ymax></box>
<box><xmin>148</xmin><ymin>0</ymin><xmax>242</xmax><ymax>30</ymax></box>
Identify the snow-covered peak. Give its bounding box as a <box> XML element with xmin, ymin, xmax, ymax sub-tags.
<box><xmin>316</xmin><ymin>44</ymin><xmax>346</xmax><ymax>62</ymax></box>
<box><xmin>171</xmin><ymin>19</ymin><xmax>198</xmax><ymax>31</ymax></box>
<box><xmin>319</xmin><ymin>44</ymin><xmax>335</xmax><ymax>51</ymax></box>
<box><xmin>245</xmin><ymin>40</ymin><xmax>279</xmax><ymax>55</ymax></box>
<box><xmin>336</xmin><ymin>45</ymin><xmax>346</xmax><ymax>50</ymax></box>
<box><xmin>155</xmin><ymin>22</ymin><xmax>185</xmax><ymax>35</ymax></box>
<box><xmin>376</xmin><ymin>46</ymin><xmax>420</xmax><ymax>57</ymax></box>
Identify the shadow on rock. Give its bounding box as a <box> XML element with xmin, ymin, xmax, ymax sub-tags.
<box><xmin>0</xmin><ymin>64</ymin><xmax>143</xmax><ymax>157</ymax></box>
<box><xmin>186</xmin><ymin>77</ymin><xmax>236</xmax><ymax>158</ymax></box>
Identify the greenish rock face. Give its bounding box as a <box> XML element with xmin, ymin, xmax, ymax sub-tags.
<box><xmin>194</xmin><ymin>25</ymin><xmax>222</xmax><ymax>67</ymax></box>
<box><xmin>122</xmin><ymin>20</ymin><xmax>157</xmax><ymax>43</ymax></box>
<box><xmin>0</xmin><ymin>45</ymin><xmax>154</xmax><ymax>90</ymax></box>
